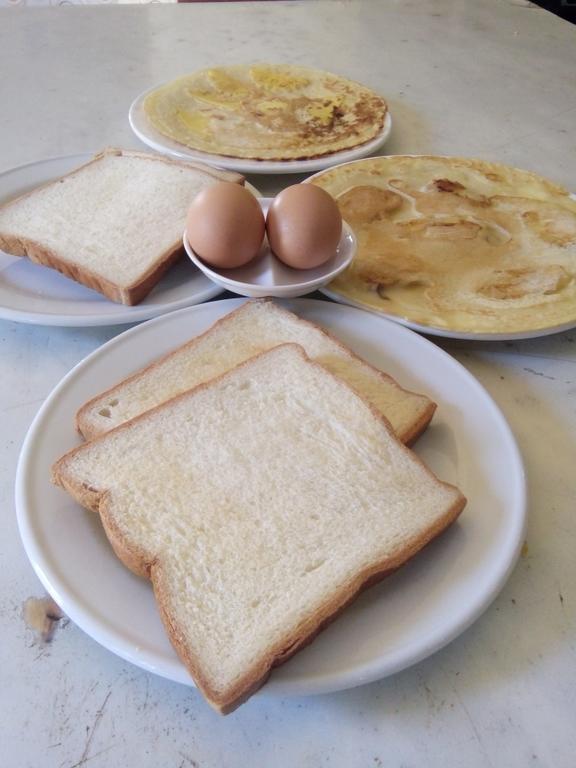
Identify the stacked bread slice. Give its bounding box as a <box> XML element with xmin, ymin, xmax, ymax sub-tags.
<box><xmin>52</xmin><ymin>301</ymin><xmax>466</xmax><ymax>713</ymax></box>
<box><xmin>77</xmin><ymin>300</ymin><xmax>435</xmax><ymax>443</ymax></box>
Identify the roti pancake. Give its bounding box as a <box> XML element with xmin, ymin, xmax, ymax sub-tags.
<box><xmin>143</xmin><ymin>64</ymin><xmax>387</xmax><ymax>161</ymax></box>
<box><xmin>309</xmin><ymin>156</ymin><xmax>576</xmax><ymax>334</ymax></box>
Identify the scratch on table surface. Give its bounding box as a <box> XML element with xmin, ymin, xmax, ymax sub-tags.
<box><xmin>459</xmin><ymin>697</ymin><xmax>495</xmax><ymax>766</ymax></box>
<box><xmin>61</xmin><ymin>681</ymin><xmax>100</xmax><ymax>729</ymax></box>
<box><xmin>446</xmin><ymin>683</ymin><xmax>496</xmax><ymax>768</ymax></box>
<box><xmin>423</xmin><ymin>682</ymin><xmax>447</xmax><ymax>716</ymax></box>
<box><xmin>178</xmin><ymin>753</ymin><xmax>200</xmax><ymax>767</ymax></box>
<box><xmin>142</xmin><ymin>674</ymin><xmax>150</xmax><ymax>712</ymax></box>
<box><xmin>67</xmin><ymin>744</ymin><xmax>116</xmax><ymax>768</ymax></box>
<box><xmin>417</xmin><ymin>671</ymin><xmax>447</xmax><ymax>726</ymax></box>
<box><xmin>523</xmin><ymin>367</ymin><xmax>556</xmax><ymax>381</ymax></box>
<box><xmin>70</xmin><ymin>689</ymin><xmax>112</xmax><ymax>768</ymax></box>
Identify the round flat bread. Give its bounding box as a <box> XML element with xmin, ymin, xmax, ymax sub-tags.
<box><xmin>309</xmin><ymin>156</ymin><xmax>576</xmax><ymax>334</ymax></box>
<box><xmin>142</xmin><ymin>65</ymin><xmax>387</xmax><ymax>161</ymax></box>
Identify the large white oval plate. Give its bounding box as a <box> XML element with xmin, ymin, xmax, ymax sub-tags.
<box><xmin>16</xmin><ymin>298</ymin><xmax>526</xmax><ymax>697</ymax></box>
<box><xmin>129</xmin><ymin>86</ymin><xmax>392</xmax><ymax>175</ymax></box>
<box><xmin>0</xmin><ymin>154</ymin><xmax>226</xmax><ymax>326</ymax></box>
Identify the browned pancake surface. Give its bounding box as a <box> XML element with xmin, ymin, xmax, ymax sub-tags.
<box><xmin>311</xmin><ymin>156</ymin><xmax>576</xmax><ymax>333</ymax></box>
<box><xmin>143</xmin><ymin>65</ymin><xmax>387</xmax><ymax>161</ymax></box>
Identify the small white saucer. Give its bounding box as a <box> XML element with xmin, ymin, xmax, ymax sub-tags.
<box><xmin>182</xmin><ymin>198</ymin><xmax>356</xmax><ymax>299</ymax></box>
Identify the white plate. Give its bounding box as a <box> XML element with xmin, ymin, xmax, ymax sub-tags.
<box><xmin>0</xmin><ymin>154</ymin><xmax>227</xmax><ymax>327</ymax></box>
<box><xmin>129</xmin><ymin>86</ymin><xmax>392</xmax><ymax>175</ymax></box>
<box><xmin>183</xmin><ymin>198</ymin><xmax>356</xmax><ymax>298</ymax></box>
<box><xmin>16</xmin><ymin>298</ymin><xmax>526</xmax><ymax>697</ymax></box>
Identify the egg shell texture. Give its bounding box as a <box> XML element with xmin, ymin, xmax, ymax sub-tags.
<box><xmin>186</xmin><ymin>182</ymin><xmax>265</xmax><ymax>269</ymax></box>
<box><xmin>266</xmin><ymin>184</ymin><xmax>343</xmax><ymax>270</ymax></box>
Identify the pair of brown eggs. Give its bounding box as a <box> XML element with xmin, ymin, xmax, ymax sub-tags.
<box><xmin>186</xmin><ymin>182</ymin><xmax>343</xmax><ymax>271</ymax></box>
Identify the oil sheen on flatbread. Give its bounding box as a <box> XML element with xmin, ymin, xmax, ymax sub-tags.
<box><xmin>310</xmin><ymin>156</ymin><xmax>576</xmax><ymax>334</ymax></box>
<box><xmin>143</xmin><ymin>65</ymin><xmax>387</xmax><ymax>161</ymax></box>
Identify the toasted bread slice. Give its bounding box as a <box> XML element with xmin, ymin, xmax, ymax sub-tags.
<box><xmin>77</xmin><ymin>299</ymin><xmax>435</xmax><ymax>443</ymax></box>
<box><xmin>53</xmin><ymin>344</ymin><xmax>466</xmax><ymax>714</ymax></box>
<box><xmin>0</xmin><ymin>148</ymin><xmax>243</xmax><ymax>304</ymax></box>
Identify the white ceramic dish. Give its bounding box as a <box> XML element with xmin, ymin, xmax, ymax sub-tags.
<box><xmin>307</xmin><ymin>159</ymin><xmax>576</xmax><ymax>341</ymax></box>
<box><xmin>129</xmin><ymin>87</ymin><xmax>392</xmax><ymax>175</ymax></box>
<box><xmin>16</xmin><ymin>298</ymin><xmax>526</xmax><ymax>698</ymax></box>
<box><xmin>0</xmin><ymin>154</ymin><xmax>231</xmax><ymax>327</ymax></box>
<box><xmin>183</xmin><ymin>198</ymin><xmax>356</xmax><ymax>298</ymax></box>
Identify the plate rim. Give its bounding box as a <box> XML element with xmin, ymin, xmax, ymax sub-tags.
<box><xmin>306</xmin><ymin>154</ymin><xmax>576</xmax><ymax>341</ymax></box>
<box><xmin>128</xmin><ymin>84</ymin><xmax>392</xmax><ymax>175</ymax></box>
<box><xmin>15</xmin><ymin>297</ymin><xmax>527</xmax><ymax>697</ymax></box>
<box><xmin>0</xmin><ymin>152</ymin><xmax>228</xmax><ymax>327</ymax></box>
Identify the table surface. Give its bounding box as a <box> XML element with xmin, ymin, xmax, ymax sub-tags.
<box><xmin>1</xmin><ymin>1</ymin><xmax>576</xmax><ymax>766</ymax></box>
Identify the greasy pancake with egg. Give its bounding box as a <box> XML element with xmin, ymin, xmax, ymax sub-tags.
<box><xmin>143</xmin><ymin>65</ymin><xmax>387</xmax><ymax>161</ymax></box>
<box><xmin>309</xmin><ymin>156</ymin><xmax>576</xmax><ymax>334</ymax></box>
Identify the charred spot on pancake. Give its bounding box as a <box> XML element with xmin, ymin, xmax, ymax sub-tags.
<box><xmin>434</xmin><ymin>179</ymin><xmax>466</xmax><ymax>193</ymax></box>
<box><xmin>427</xmin><ymin>178</ymin><xmax>491</xmax><ymax>207</ymax></box>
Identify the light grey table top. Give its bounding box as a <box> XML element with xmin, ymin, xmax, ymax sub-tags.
<box><xmin>1</xmin><ymin>2</ymin><xmax>575</xmax><ymax>766</ymax></box>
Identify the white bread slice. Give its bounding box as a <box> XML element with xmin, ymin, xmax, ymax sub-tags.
<box><xmin>0</xmin><ymin>148</ymin><xmax>243</xmax><ymax>305</ymax></box>
<box><xmin>77</xmin><ymin>299</ymin><xmax>435</xmax><ymax>444</ymax></box>
<box><xmin>53</xmin><ymin>343</ymin><xmax>466</xmax><ymax>714</ymax></box>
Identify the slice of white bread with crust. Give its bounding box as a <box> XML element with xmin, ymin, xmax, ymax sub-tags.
<box><xmin>0</xmin><ymin>148</ymin><xmax>243</xmax><ymax>305</ymax></box>
<box><xmin>53</xmin><ymin>343</ymin><xmax>466</xmax><ymax>714</ymax></box>
<box><xmin>77</xmin><ymin>299</ymin><xmax>435</xmax><ymax>443</ymax></box>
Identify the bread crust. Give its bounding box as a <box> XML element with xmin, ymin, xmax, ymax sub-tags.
<box><xmin>0</xmin><ymin>148</ymin><xmax>244</xmax><ymax>305</ymax></box>
<box><xmin>76</xmin><ymin>298</ymin><xmax>435</xmax><ymax>441</ymax></box>
<box><xmin>0</xmin><ymin>230</ymin><xmax>187</xmax><ymax>305</ymax></box>
<box><xmin>53</xmin><ymin>343</ymin><xmax>465</xmax><ymax>715</ymax></box>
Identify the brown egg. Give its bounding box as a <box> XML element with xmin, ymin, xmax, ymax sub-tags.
<box><xmin>266</xmin><ymin>184</ymin><xmax>343</xmax><ymax>269</ymax></box>
<box><xmin>186</xmin><ymin>182</ymin><xmax>265</xmax><ymax>269</ymax></box>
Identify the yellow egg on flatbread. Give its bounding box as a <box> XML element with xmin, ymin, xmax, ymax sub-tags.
<box><xmin>143</xmin><ymin>64</ymin><xmax>387</xmax><ymax>161</ymax></box>
<box><xmin>309</xmin><ymin>156</ymin><xmax>576</xmax><ymax>334</ymax></box>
